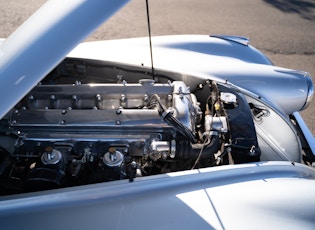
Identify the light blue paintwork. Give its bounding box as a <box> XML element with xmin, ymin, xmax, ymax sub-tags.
<box><xmin>68</xmin><ymin>35</ymin><xmax>313</xmax><ymax>116</ymax></box>
<box><xmin>1</xmin><ymin>161</ymin><xmax>315</xmax><ymax>230</ymax></box>
<box><xmin>0</xmin><ymin>1</ymin><xmax>314</xmax><ymax>229</ymax></box>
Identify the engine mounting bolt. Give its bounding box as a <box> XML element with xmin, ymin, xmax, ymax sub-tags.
<box><xmin>50</xmin><ymin>95</ymin><xmax>56</xmax><ymax>101</ymax></box>
<box><xmin>72</xmin><ymin>95</ymin><xmax>78</xmax><ymax>101</ymax></box>
<box><xmin>60</xmin><ymin>120</ymin><xmax>66</xmax><ymax>125</ymax></box>
<box><xmin>116</xmin><ymin>109</ymin><xmax>122</xmax><ymax>115</ymax></box>
<box><xmin>121</xmin><ymin>94</ymin><xmax>126</xmax><ymax>102</ymax></box>
<box><xmin>28</xmin><ymin>95</ymin><xmax>34</xmax><ymax>100</ymax></box>
<box><xmin>96</xmin><ymin>94</ymin><xmax>102</xmax><ymax>101</ymax></box>
<box><xmin>115</xmin><ymin>120</ymin><xmax>121</xmax><ymax>125</ymax></box>
<box><xmin>167</xmin><ymin>94</ymin><xmax>172</xmax><ymax>101</ymax></box>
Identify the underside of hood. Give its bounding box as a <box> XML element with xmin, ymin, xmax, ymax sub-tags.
<box><xmin>0</xmin><ymin>0</ymin><xmax>129</xmax><ymax>119</ymax></box>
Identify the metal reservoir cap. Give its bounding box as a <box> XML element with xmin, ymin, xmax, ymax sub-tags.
<box><xmin>103</xmin><ymin>147</ymin><xmax>124</xmax><ymax>167</ymax></box>
<box><xmin>220</xmin><ymin>92</ymin><xmax>237</xmax><ymax>104</ymax></box>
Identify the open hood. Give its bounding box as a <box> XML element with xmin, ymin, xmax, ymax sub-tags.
<box><xmin>0</xmin><ymin>0</ymin><xmax>129</xmax><ymax>119</ymax></box>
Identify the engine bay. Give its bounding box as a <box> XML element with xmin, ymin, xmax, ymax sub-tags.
<box><xmin>0</xmin><ymin>58</ymin><xmax>261</xmax><ymax>195</ymax></box>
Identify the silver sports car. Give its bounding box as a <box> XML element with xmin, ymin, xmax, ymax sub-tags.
<box><xmin>0</xmin><ymin>0</ymin><xmax>314</xmax><ymax>229</ymax></box>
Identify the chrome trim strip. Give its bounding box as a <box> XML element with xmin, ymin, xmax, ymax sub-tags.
<box><xmin>293</xmin><ymin>112</ymin><xmax>315</xmax><ymax>155</ymax></box>
<box><xmin>304</xmin><ymin>72</ymin><xmax>314</xmax><ymax>109</ymax></box>
<box><xmin>210</xmin><ymin>35</ymin><xmax>250</xmax><ymax>46</ymax></box>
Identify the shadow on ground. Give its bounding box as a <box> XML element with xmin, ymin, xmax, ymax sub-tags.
<box><xmin>263</xmin><ymin>0</ymin><xmax>315</xmax><ymax>20</ymax></box>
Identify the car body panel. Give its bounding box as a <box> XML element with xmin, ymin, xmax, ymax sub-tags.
<box><xmin>243</xmin><ymin>93</ymin><xmax>302</xmax><ymax>162</ymax></box>
<box><xmin>68</xmin><ymin>35</ymin><xmax>311</xmax><ymax>115</ymax></box>
<box><xmin>1</xmin><ymin>161</ymin><xmax>315</xmax><ymax>230</ymax></box>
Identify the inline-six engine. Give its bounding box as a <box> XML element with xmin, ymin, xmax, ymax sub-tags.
<box><xmin>0</xmin><ymin>76</ymin><xmax>260</xmax><ymax>194</ymax></box>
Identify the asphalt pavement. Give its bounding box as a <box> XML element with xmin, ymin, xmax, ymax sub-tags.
<box><xmin>0</xmin><ymin>0</ymin><xmax>314</xmax><ymax>135</ymax></box>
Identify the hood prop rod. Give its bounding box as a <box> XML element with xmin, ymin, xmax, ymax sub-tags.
<box><xmin>145</xmin><ymin>0</ymin><xmax>155</xmax><ymax>80</ymax></box>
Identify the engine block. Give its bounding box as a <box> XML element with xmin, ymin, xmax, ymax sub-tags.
<box><xmin>10</xmin><ymin>79</ymin><xmax>200</xmax><ymax>159</ymax></box>
<box><xmin>0</xmin><ymin>62</ymin><xmax>260</xmax><ymax>196</ymax></box>
<box><xmin>12</xmin><ymin>80</ymin><xmax>196</xmax><ymax>130</ymax></box>
<box><xmin>2</xmin><ymin>80</ymin><xmax>205</xmax><ymax>189</ymax></box>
